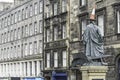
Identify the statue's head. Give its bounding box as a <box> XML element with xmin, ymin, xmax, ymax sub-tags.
<box><xmin>87</xmin><ymin>3</ymin><xmax>96</xmax><ymax>23</ymax></box>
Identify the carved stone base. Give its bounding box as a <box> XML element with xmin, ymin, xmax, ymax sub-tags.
<box><xmin>80</xmin><ymin>66</ymin><xmax>108</xmax><ymax>80</ymax></box>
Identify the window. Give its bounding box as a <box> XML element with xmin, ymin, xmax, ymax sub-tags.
<box><xmin>30</xmin><ymin>5</ymin><xmax>33</xmax><ymax>16</ymax></box>
<box><xmin>39</xmin><ymin>21</ymin><xmax>42</xmax><ymax>33</ymax></box>
<box><xmin>8</xmin><ymin>16</ymin><xmax>10</xmax><ymax>25</ymax></box>
<box><xmin>2</xmin><ymin>18</ymin><xmax>4</xmax><ymax>28</ymax></box>
<box><xmin>29</xmin><ymin>23</ymin><xmax>33</xmax><ymax>36</ymax></box>
<box><xmin>53</xmin><ymin>3</ymin><xmax>58</xmax><ymax>15</ymax></box>
<box><xmin>25</xmin><ymin>25</ymin><xmax>28</xmax><ymax>37</ymax></box>
<box><xmin>25</xmin><ymin>7</ymin><xmax>28</xmax><ymax>18</ymax></box>
<box><xmin>34</xmin><ymin>3</ymin><xmax>38</xmax><ymax>15</ymax></box>
<box><xmin>8</xmin><ymin>31</ymin><xmax>10</xmax><ymax>42</ymax></box>
<box><xmin>39</xmin><ymin>0</ymin><xmax>43</xmax><ymax>13</ymax></box>
<box><xmin>54</xmin><ymin>27</ymin><xmax>58</xmax><ymax>40</ymax></box>
<box><xmin>39</xmin><ymin>41</ymin><xmax>42</xmax><ymax>54</ymax></box>
<box><xmin>46</xmin><ymin>53</ymin><xmax>50</xmax><ymax>68</ymax></box>
<box><xmin>11</xmin><ymin>30</ymin><xmax>13</xmax><ymax>41</ymax></box>
<box><xmin>29</xmin><ymin>43</ymin><xmax>33</xmax><ymax>55</ymax></box>
<box><xmin>81</xmin><ymin>19</ymin><xmax>87</xmax><ymax>34</ymax></box>
<box><xmin>62</xmin><ymin>0</ymin><xmax>66</xmax><ymax>12</ymax></box>
<box><xmin>15</xmin><ymin>12</ymin><xmax>17</xmax><ymax>23</ymax></box>
<box><xmin>1</xmin><ymin>34</ymin><xmax>4</xmax><ymax>43</ymax></box>
<box><xmin>22</xmin><ymin>9</ymin><xmax>25</xmax><ymax>20</ymax></box>
<box><xmin>4</xmin><ymin>32</ymin><xmax>7</xmax><ymax>43</ymax></box>
<box><xmin>18</xmin><ymin>28</ymin><xmax>21</xmax><ymax>39</ymax></box>
<box><xmin>62</xmin><ymin>51</ymin><xmax>67</xmax><ymax>67</ymax></box>
<box><xmin>11</xmin><ymin>14</ymin><xmax>14</xmax><ymax>24</ymax></box>
<box><xmin>18</xmin><ymin>10</ymin><xmax>21</xmax><ymax>21</ymax></box>
<box><xmin>62</xmin><ymin>24</ymin><xmax>67</xmax><ymax>39</ymax></box>
<box><xmin>14</xmin><ymin>29</ymin><xmax>17</xmax><ymax>40</ymax></box>
<box><xmin>7</xmin><ymin>48</ymin><xmax>9</xmax><ymax>59</ymax></box>
<box><xmin>22</xmin><ymin>26</ymin><xmax>24</xmax><ymax>38</ymax></box>
<box><xmin>80</xmin><ymin>0</ymin><xmax>86</xmax><ymax>6</ymax></box>
<box><xmin>5</xmin><ymin>17</ymin><xmax>7</xmax><ymax>27</ymax></box>
<box><xmin>34</xmin><ymin>22</ymin><xmax>37</xmax><ymax>34</ymax></box>
<box><xmin>14</xmin><ymin>46</ymin><xmax>17</xmax><ymax>58</ymax></box>
<box><xmin>25</xmin><ymin>44</ymin><xmax>28</xmax><ymax>56</ymax></box>
<box><xmin>117</xmin><ymin>10</ymin><xmax>120</xmax><ymax>33</ymax></box>
<box><xmin>46</xmin><ymin>5</ymin><xmax>51</xmax><ymax>18</ymax></box>
<box><xmin>54</xmin><ymin>52</ymin><xmax>58</xmax><ymax>67</ymax></box>
<box><xmin>34</xmin><ymin>42</ymin><xmax>37</xmax><ymax>54</ymax></box>
<box><xmin>46</xmin><ymin>28</ymin><xmax>50</xmax><ymax>42</ymax></box>
<box><xmin>97</xmin><ymin>14</ymin><xmax>104</xmax><ymax>36</ymax></box>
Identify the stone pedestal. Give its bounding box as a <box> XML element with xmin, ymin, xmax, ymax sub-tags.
<box><xmin>81</xmin><ymin>66</ymin><xmax>108</xmax><ymax>80</ymax></box>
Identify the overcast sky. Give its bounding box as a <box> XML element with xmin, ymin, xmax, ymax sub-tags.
<box><xmin>0</xmin><ymin>0</ymin><xmax>13</xmax><ymax>2</ymax></box>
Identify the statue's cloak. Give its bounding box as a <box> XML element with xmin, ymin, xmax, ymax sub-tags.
<box><xmin>83</xmin><ymin>23</ymin><xmax>104</xmax><ymax>58</ymax></box>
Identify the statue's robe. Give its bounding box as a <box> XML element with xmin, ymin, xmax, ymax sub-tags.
<box><xmin>83</xmin><ymin>23</ymin><xmax>104</xmax><ymax>59</ymax></box>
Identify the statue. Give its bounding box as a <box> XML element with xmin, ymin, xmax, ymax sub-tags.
<box><xmin>82</xmin><ymin>5</ymin><xmax>109</xmax><ymax>65</ymax></box>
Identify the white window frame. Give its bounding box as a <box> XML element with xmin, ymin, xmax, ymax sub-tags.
<box><xmin>18</xmin><ymin>10</ymin><xmax>21</xmax><ymax>21</ymax></box>
<box><xmin>46</xmin><ymin>5</ymin><xmax>50</xmax><ymax>18</ymax></box>
<box><xmin>97</xmin><ymin>14</ymin><xmax>104</xmax><ymax>36</ymax></box>
<box><xmin>25</xmin><ymin>7</ymin><xmax>28</xmax><ymax>18</ymax></box>
<box><xmin>29</xmin><ymin>43</ymin><xmax>33</xmax><ymax>55</ymax></box>
<box><xmin>62</xmin><ymin>51</ymin><xmax>67</xmax><ymax>67</ymax></box>
<box><xmin>34</xmin><ymin>3</ymin><xmax>38</xmax><ymax>15</ymax></box>
<box><xmin>47</xmin><ymin>29</ymin><xmax>50</xmax><ymax>42</ymax></box>
<box><xmin>39</xmin><ymin>1</ymin><xmax>43</xmax><ymax>13</ymax></box>
<box><xmin>34</xmin><ymin>22</ymin><xmax>37</xmax><ymax>34</ymax></box>
<box><xmin>54</xmin><ymin>27</ymin><xmax>58</xmax><ymax>40</ymax></box>
<box><xmin>30</xmin><ymin>5</ymin><xmax>33</xmax><ymax>17</ymax></box>
<box><xmin>22</xmin><ymin>9</ymin><xmax>25</xmax><ymax>20</ymax></box>
<box><xmin>62</xmin><ymin>0</ymin><xmax>66</xmax><ymax>12</ymax></box>
<box><xmin>34</xmin><ymin>42</ymin><xmax>37</xmax><ymax>54</ymax></box>
<box><xmin>47</xmin><ymin>53</ymin><xmax>50</xmax><ymax>68</ymax></box>
<box><xmin>54</xmin><ymin>3</ymin><xmax>58</xmax><ymax>15</ymax></box>
<box><xmin>39</xmin><ymin>41</ymin><xmax>42</xmax><ymax>54</ymax></box>
<box><xmin>25</xmin><ymin>44</ymin><xmax>28</xmax><ymax>56</ymax></box>
<box><xmin>54</xmin><ymin>52</ymin><xmax>58</xmax><ymax>67</ymax></box>
<box><xmin>15</xmin><ymin>12</ymin><xmax>17</xmax><ymax>23</ymax></box>
<box><xmin>117</xmin><ymin>10</ymin><xmax>120</xmax><ymax>33</ymax></box>
<box><xmin>62</xmin><ymin>24</ymin><xmax>67</xmax><ymax>39</ymax></box>
<box><xmin>29</xmin><ymin>23</ymin><xmax>33</xmax><ymax>36</ymax></box>
<box><xmin>81</xmin><ymin>19</ymin><xmax>87</xmax><ymax>34</ymax></box>
<box><xmin>39</xmin><ymin>20</ymin><xmax>42</xmax><ymax>33</ymax></box>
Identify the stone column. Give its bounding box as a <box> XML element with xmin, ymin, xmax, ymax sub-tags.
<box><xmin>6</xmin><ymin>63</ymin><xmax>8</xmax><ymax>77</ymax></box>
<box><xmin>20</xmin><ymin>62</ymin><xmax>23</xmax><ymax>77</ymax></box>
<box><xmin>9</xmin><ymin>63</ymin><xmax>11</xmax><ymax>77</ymax></box>
<box><xmin>37</xmin><ymin>60</ymin><xmax>40</xmax><ymax>76</ymax></box>
<box><xmin>27</xmin><ymin>61</ymin><xmax>30</xmax><ymax>76</ymax></box>
<box><xmin>23</xmin><ymin>62</ymin><xmax>26</xmax><ymax>77</ymax></box>
<box><xmin>32</xmin><ymin>61</ymin><xmax>35</xmax><ymax>76</ymax></box>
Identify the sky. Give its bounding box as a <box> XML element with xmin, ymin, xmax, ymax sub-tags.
<box><xmin>0</xmin><ymin>0</ymin><xmax>14</xmax><ymax>2</ymax></box>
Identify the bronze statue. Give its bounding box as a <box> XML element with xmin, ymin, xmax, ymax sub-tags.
<box><xmin>82</xmin><ymin>5</ymin><xmax>109</xmax><ymax>65</ymax></box>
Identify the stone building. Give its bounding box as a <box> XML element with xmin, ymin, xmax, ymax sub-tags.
<box><xmin>0</xmin><ymin>0</ymin><xmax>44</xmax><ymax>79</ymax></box>
<box><xmin>69</xmin><ymin>0</ymin><xmax>120</xmax><ymax>80</ymax></box>
<box><xmin>43</xmin><ymin>0</ymin><xmax>69</xmax><ymax>80</ymax></box>
<box><xmin>43</xmin><ymin>0</ymin><xmax>120</xmax><ymax>80</ymax></box>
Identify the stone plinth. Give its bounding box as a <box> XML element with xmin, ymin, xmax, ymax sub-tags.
<box><xmin>80</xmin><ymin>66</ymin><xmax>108</xmax><ymax>80</ymax></box>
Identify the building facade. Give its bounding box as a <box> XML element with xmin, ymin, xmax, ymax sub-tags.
<box><xmin>43</xmin><ymin>0</ymin><xmax>69</xmax><ymax>80</ymax></box>
<box><xmin>0</xmin><ymin>0</ymin><xmax>120</xmax><ymax>80</ymax></box>
<box><xmin>0</xmin><ymin>0</ymin><xmax>44</xmax><ymax>79</ymax></box>
<box><xmin>43</xmin><ymin>0</ymin><xmax>120</xmax><ymax>80</ymax></box>
<box><xmin>69</xmin><ymin>0</ymin><xmax>120</xmax><ymax>80</ymax></box>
